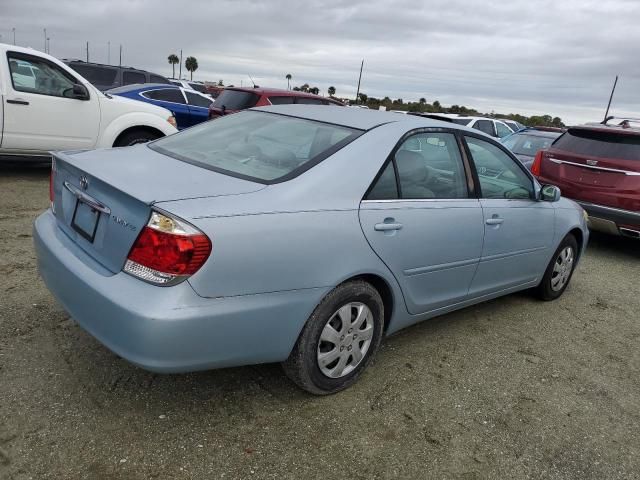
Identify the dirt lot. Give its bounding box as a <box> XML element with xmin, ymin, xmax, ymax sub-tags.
<box><xmin>0</xmin><ymin>164</ymin><xmax>639</xmax><ymax>480</ymax></box>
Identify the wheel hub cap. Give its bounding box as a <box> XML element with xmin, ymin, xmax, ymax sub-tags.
<box><xmin>317</xmin><ymin>302</ymin><xmax>374</xmax><ymax>379</ymax></box>
<box><xmin>551</xmin><ymin>246</ymin><xmax>574</xmax><ymax>292</ymax></box>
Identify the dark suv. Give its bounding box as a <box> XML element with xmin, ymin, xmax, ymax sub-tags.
<box><xmin>209</xmin><ymin>87</ymin><xmax>343</xmax><ymax>120</ymax></box>
<box><xmin>63</xmin><ymin>60</ymin><xmax>170</xmax><ymax>91</ymax></box>
<box><xmin>532</xmin><ymin>118</ymin><xmax>640</xmax><ymax>239</ymax></box>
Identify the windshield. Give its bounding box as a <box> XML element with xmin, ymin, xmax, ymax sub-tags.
<box><xmin>149</xmin><ymin>111</ymin><xmax>362</xmax><ymax>183</ymax></box>
<box><xmin>503</xmin><ymin>133</ymin><xmax>557</xmax><ymax>156</ymax></box>
<box><xmin>212</xmin><ymin>90</ymin><xmax>260</xmax><ymax>110</ymax></box>
<box><xmin>553</xmin><ymin>129</ymin><xmax>640</xmax><ymax>161</ymax></box>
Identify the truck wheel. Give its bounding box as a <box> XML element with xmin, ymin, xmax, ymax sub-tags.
<box><xmin>114</xmin><ymin>130</ymin><xmax>161</xmax><ymax>147</ymax></box>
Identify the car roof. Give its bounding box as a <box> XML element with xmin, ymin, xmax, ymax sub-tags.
<box><xmin>253</xmin><ymin>104</ymin><xmax>470</xmax><ymax>131</ymax></box>
<box><xmin>227</xmin><ymin>86</ymin><xmax>335</xmax><ymax>99</ymax></box>
<box><xmin>574</xmin><ymin>124</ymin><xmax>640</xmax><ymax>136</ymax></box>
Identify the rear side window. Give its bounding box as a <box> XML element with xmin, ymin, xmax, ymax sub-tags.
<box><xmin>149</xmin><ymin>110</ymin><xmax>362</xmax><ymax>183</ymax></box>
<box><xmin>68</xmin><ymin>64</ymin><xmax>117</xmax><ymax>86</ymax></box>
<box><xmin>473</xmin><ymin>120</ymin><xmax>495</xmax><ymax>136</ymax></box>
<box><xmin>142</xmin><ymin>88</ymin><xmax>185</xmax><ymax>103</ymax></box>
<box><xmin>495</xmin><ymin>122</ymin><xmax>513</xmax><ymax>138</ymax></box>
<box><xmin>213</xmin><ymin>90</ymin><xmax>260</xmax><ymax>110</ymax></box>
<box><xmin>123</xmin><ymin>71</ymin><xmax>146</xmax><ymax>85</ymax></box>
<box><xmin>367</xmin><ymin>162</ymin><xmax>398</xmax><ymax>200</ymax></box>
<box><xmin>553</xmin><ymin>129</ymin><xmax>640</xmax><ymax>161</ymax></box>
<box><xmin>269</xmin><ymin>96</ymin><xmax>296</xmax><ymax>105</ymax></box>
<box><xmin>188</xmin><ymin>82</ymin><xmax>207</xmax><ymax>93</ymax></box>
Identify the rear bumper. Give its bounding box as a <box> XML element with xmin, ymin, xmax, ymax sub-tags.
<box><xmin>576</xmin><ymin>201</ymin><xmax>640</xmax><ymax>238</ymax></box>
<box><xmin>34</xmin><ymin>210</ymin><xmax>328</xmax><ymax>372</ymax></box>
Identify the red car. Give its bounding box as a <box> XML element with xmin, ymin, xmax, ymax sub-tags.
<box><xmin>532</xmin><ymin>119</ymin><xmax>640</xmax><ymax>239</ymax></box>
<box><xmin>208</xmin><ymin>87</ymin><xmax>343</xmax><ymax>120</ymax></box>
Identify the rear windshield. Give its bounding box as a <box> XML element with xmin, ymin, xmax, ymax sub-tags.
<box><xmin>213</xmin><ymin>90</ymin><xmax>260</xmax><ymax>110</ymax></box>
<box><xmin>149</xmin><ymin>111</ymin><xmax>362</xmax><ymax>183</ymax></box>
<box><xmin>553</xmin><ymin>129</ymin><xmax>640</xmax><ymax>161</ymax></box>
<box><xmin>503</xmin><ymin>133</ymin><xmax>558</xmax><ymax>156</ymax></box>
<box><xmin>451</xmin><ymin>119</ymin><xmax>470</xmax><ymax>125</ymax></box>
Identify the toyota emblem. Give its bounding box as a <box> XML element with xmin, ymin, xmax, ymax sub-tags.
<box><xmin>79</xmin><ymin>175</ymin><xmax>89</xmax><ymax>190</ymax></box>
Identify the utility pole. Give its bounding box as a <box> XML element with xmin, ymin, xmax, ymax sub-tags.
<box><xmin>44</xmin><ymin>28</ymin><xmax>47</xmax><ymax>52</ymax></box>
<box><xmin>603</xmin><ymin>75</ymin><xmax>619</xmax><ymax>123</ymax></box>
<box><xmin>355</xmin><ymin>59</ymin><xmax>364</xmax><ymax>104</ymax></box>
<box><xmin>119</xmin><ymin>45</ymin><xmax>122</xmax><ymax>67</ymax></box>
<box><xmin>108</xmin><ymin>41</ymin><xmax>110</xmax><ymax>64</ymax></box>
<box><xmin>179</xmin><ymin>49</ymin><xmax>183</xmax><ymax>79</ymax></box>
<box><xmin>12</xmin><ymin>28</ymin><xmax>16</xmax><ymax>45</ymax></box>
<box><xmin>86</xmin><ymin>41</ymin><xmax>89</xmax><ymax>62</ymax></box>
<box><xmin>47</xmin><ymin>37</ymin><xmax>50</xmax><ymax>54</ymax></box>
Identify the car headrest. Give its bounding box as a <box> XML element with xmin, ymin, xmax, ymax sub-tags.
<box><xmin>395</xmin><ymin>150</ymin><xmax>428</xmax><ymax>182</ymax></box>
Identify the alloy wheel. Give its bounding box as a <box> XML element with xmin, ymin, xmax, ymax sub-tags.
<box><xmin>551</xmin><ymin>246</ymin><xmax>574</xmax><ymax>292</ymax></box>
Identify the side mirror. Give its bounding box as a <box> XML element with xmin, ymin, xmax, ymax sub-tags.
<box><xmin>539</xmin><ymin>184</ymin><xmax>561</xmax><ymax>202</ymax></box>
<box><xmin>72</xmin><ymin>83</ymin><xmax>90</xmax><ymax>100</ymax></box>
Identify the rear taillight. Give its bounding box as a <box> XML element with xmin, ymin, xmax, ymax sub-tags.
<box><xmin>49</xmin><ymin>158</ymin><xmax>56</xmax><ymax>212</ymax></box>
<box><xmin>124</xmin><ymin>211</ymin><xmax>211</xmax><ymax>286</ymax></box>
<box><xmin>531</xmin><ymin>150</ymin><xmax>544</xmax><ymax>177</ymax></box>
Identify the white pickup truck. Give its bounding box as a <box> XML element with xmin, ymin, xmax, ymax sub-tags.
<box><xmin>0</xmin><ymin>43</ymin><xmax>178</xmax><ymax>162</ymax></box>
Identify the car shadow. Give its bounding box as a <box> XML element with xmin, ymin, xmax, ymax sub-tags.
<box><xmin>587</xmin><ymin>231</ymin><xmax>639</xmax><ymax>260</ymax></box>
<box><xmin>0</xmin><ymin>161</ymin><xmax>50</xmax><ymax>178</ymax></box>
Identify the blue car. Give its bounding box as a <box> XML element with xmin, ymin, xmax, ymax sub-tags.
<box><xmin>107</xmin><ymin>83</ymin><xmax>213</xmax><ymax>129</ymax></box>
<box><xmin>34</xmin><ymin>106</ymin><xmax>589</xmax><ymax>394</ymax></box>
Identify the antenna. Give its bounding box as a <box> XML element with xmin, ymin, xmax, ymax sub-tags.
<box><xmin>355</xmin><ymin>59</ymin><xmax>364</xmax><ymax>104</ymax></box>
<box><xmin>603</xmin><ymin>75</ymin><xmax>619</xmax><ymax>123</ymax></box>
<box><xmin>248</xmin><ymin>74</ymin><xmax>256</xmax><ymax>87</ymax></box>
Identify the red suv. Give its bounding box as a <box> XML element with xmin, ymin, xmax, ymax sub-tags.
<box><xmin>209</xmin><ymin>87</ymin><xmax>343</xmax><ymax>120</ymax></box>
<box><xmin>532</xmin><ymin>119</ymin><xmax>640</xmax><ymax>239</ymax></box>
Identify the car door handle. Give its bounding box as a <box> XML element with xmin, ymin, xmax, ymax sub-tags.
<box><xmin>374</xmin><ymin>222</ymin><xmax>403</xmax><ymax>231</ymax></box>
<box><xmin>6</xmin><ymin>99</ymin><xmax>29</xmax><ymax>105</ymax></box>
<box><xmin>485</xmin><ymin>218</ymin><xmax>504</xmax><ymax>225</ymax></box>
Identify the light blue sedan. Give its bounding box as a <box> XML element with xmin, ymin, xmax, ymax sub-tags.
<box><xmin>34</xmin><ymin>106</ymin><xmax>589</xmax><ymax>394</ymax></box>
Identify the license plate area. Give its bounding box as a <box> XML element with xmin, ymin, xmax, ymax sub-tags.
<box><xmin>71</xmin><ymin>199</ymin><xmax>100</xmax><ymax>242</ymax></box>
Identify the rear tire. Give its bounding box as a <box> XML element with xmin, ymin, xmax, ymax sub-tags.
<box><xmin>114</xmin><ymin>130</ymin><xmax>161</xmax><ymax>147</ymax></box>
<box><xmin>536</xmin><ymin>234</ymin><xmax>578</xmax><ymax>301</ymax></box>
<box><xmin>282</xmin><ymin>281</ymin><xmax>384</xmax><ymax>395</ymax></box>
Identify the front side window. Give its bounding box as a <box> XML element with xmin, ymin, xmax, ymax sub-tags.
<box><xmin>466</xmin><ymin>136</ymin><xmax>533</xmax><ymax>199</ymax></box>
<box><xmin>495</xmin><ymin>122</ymin><xmax>513</xmax><ymax>138</ymax></box>
<box><xmin>8</xmin><ymin>53</ymin><xmax>76</xmax><ymax>97</ymax></box>
<box><xmin>122</xmin><ymin>71</ymin><xmax>146</xmax><ymax>85</ymax></box>
<box><xmin>142</xmin><ymin>88</ymin><xmax>185</xmax><ymax>104</ymax></box>
<box><xmin>367</xmin><ymin>132</ymin><xmax>468</xmax><ymax>200</ymax></box>
<box><xmin>185</xmin><ymin>91</ymin><xmax>212</xmax><ymax>108</ymax></box>
<box><xmin>149</xmin><ymin>111</ymin><xmax>362</xmax><ymax>183</ymax></box>
<box><xmin>473</xmin><ymin>120</ymin><xmax>495</xmax><ymax>136</ymax></box>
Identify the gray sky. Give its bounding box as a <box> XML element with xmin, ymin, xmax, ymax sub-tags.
<box><xmin>2</xmin><ymin>0</ymin><xmax>639</xmax><ymax>124</ymax></box>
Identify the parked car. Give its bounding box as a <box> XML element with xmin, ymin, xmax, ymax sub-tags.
<box><xmin>209</xmin><ymin>87</ymin><xmax>344</xmax><ymax>120</ymax></box>
<box><xmin>64</xmin><ymin>59</ymin><xmax>171</xmax><ymax>91</ymax></box>
<box><xmin>501</xmin><ymin>127</ymin><xmax>563</xmax><ymax>169</ymax></box>
<box><xmin>108</xmin><ymin>84</ymin><xmax>213</xmax><ymax>130</ymax></box>
<box><xmin>532</xmin><ymin>119</ymin><xmax>640</xmax><ymax>239</ymax></box>
<box><xmin>34</xmin><ymin>106</ymin><xmax>588</xmax><ymax>394</ymax></box>
<box><xmin>169</xmin><ymin>79</ymin><xmax>209</xmax><ymax>95</ymax></box>
<box><xmin>0</xmin><ymin>43</ymin><xmax>178</xmax><ymax>163</ymax></box>
<box><xmin>446</xmin><ymin>115</ymin><xmax>515</xmax><ymax>138</ymax></box>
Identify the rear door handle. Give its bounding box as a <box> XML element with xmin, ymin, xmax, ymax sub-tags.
<box><xmin>7</xmin><ymin>99</ymin><xmax>29</xmax><ymax>105</ymax></box>
<box><xmin>374</xmin><ymin>222</ymin><xmax>403</xmax><ymax>231</ymax></box>
<box><xmin>485</xmin><ymin>218</ymin><xmax>504</xmax><ymax>225</ymax></box>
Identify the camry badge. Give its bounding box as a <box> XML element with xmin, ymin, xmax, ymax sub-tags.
<box><xmin>586</xmin><ymin>159</ymin><xmax>598</xmax><ymax>166</ymax></box>
<box><xmin>79</xmin><ymin>175</ymin><xmax>89</xmax><ymax>190</ymax></box>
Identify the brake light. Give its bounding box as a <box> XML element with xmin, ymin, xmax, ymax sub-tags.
<box><xmin>531</xmin><ymin>150</ymin><xmax>543</xmax><ymax>177</ymax></box>
<box><xmin>49</xmin><ymin>158</ymin><xmax>56</xmax><ymax>212</ymax></box>
<box><xmin>124</xmin><ymin>211</ymin><xmax>211</xmax><ymax>286</ymax></box>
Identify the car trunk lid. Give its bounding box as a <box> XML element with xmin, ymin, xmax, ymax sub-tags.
<box><xmin>51</xmin><ymin>145</ymin><xmax>264</xmax><ymax>273</ymax></box>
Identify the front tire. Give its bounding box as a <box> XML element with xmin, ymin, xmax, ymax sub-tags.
<box><xmin>282</xmin><ymin>281</ymin><xmax>384</xmax><ymax>395</ymax></box>
<box><xmin>114</xmin><ymin>130</ymin><xmax>161</xmax><ymax>147</ymax></box>
<box><xmin>536</xmin><ymin>234</ymin><xmax>578</xmax><ymax>301</ymax></box>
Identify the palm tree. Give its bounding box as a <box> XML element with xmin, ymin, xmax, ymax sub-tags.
<box><xmin>218</xmin><ymin>79</ymin><xmax>224</xmax><ymax>86</ymax></box>
<box><xmin>167</xmin><ymin>54</ymin><xmax>179</xmax><ymax>79</ymax></box>
<box><xmin>185</xmin><ymin>56</ymin><xmax>198</xmax><ymax>80</ymax></box>
<box><xmin>286</xmin><ymin>73</ymin><xmax>292</xmax><ymax>90</ymax></box>
<box><xmin>300</xmin><ymin>83</ymin><xmax>310</xmax><ymax>93</ymax></box>
<box><xmin>358</xmin><ymin>93</ymin><xmax>368</xmax><ymax>104</ymax></box>
<box><xmin>419</xmin><ymin>97</ymin><xmax>426</xmax><ymax>104</ymax></box>
<box><xmin>309</xmin><ymin>86</ymin><xmax>319</xmax><ymax>95</ymax></box>
<box><xmin>328</xmin><ymin>86</ymin><xmax>336</xmax><ymax>97</ymax></box>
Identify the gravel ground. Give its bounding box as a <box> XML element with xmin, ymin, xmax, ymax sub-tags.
<box><xmin>1</xmin><ymin>164</ymin><xmax>639</xmax><ymax>480</ymax></box>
